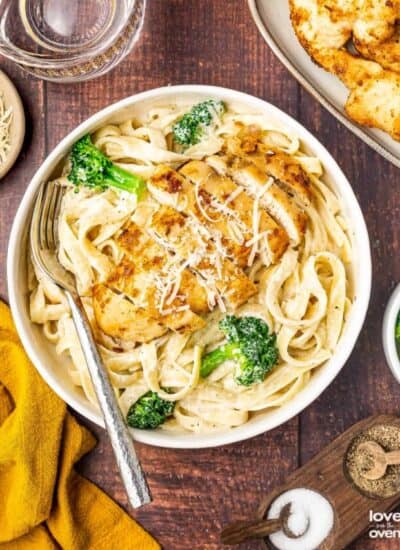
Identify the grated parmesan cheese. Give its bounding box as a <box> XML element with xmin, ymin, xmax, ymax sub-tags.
<box><xmin>160</xmin><ymin>304</ymin><xmax>190</xmax><ymax>316</ymax></box>
<box><xmin>245</xmin><ymin>230</ymin><xmax>272</xmax><ymax>247</ymax></box>
<box><xmin>227</xmin><ymin>219</ymin><xmax>245</xmax><ymax>245</ymax></box>
<box><xmin>143</xmin><ymin>176</ymin><xmax>267</xmax><ymax>316</ymax></box>
<box><xmin>0</xmin><ymin>94</ymin><xmax>13</xmax><ymax>165</ymax></box>
<box><xmin>194</xmin><ymin>180</ymin><xmax>222</xmax><ymax>223</ymax></box>
<box><xmin>223</xmin><ymin>186</ymin><xmax>243</xmax><ymax>206</ymax></box>
<box><xmin>209</xmin><ymin>199</ymin><xmax>247</xmax><ymax>232</ymax></box>
<box><xmin>257</xmin><ymin>177</ymin><xmax>274</xmax><ymax>199</ymax></box>
<box><xmin>153</xmin><ymin>258</ymin><xmax>189</xmax><ymax>314</ymax></box>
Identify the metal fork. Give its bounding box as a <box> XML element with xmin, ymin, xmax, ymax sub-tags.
<box><xmin>30</xmin><ymin>181</ymin><xmax>151</xmax><ymax>508</ymax></box>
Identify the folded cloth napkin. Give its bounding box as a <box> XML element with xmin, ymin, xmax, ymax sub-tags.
<box><xmin>0</xmin><ymin>301</ymin><xmax>159</xmax><ymax>550</ymax></box>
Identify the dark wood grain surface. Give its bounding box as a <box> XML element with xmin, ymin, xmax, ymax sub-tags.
<box><xmin>0</xmin><ymin>1</ymin><xmax>399</xmax><ymax>548</ymax></box>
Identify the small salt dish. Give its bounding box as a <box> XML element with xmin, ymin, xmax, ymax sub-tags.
<box><xmin>382</xmin><ymin>283</ymin><xmax>400</xmax><ymax>384</ymax></box>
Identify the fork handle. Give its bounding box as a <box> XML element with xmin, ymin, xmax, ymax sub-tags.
<box><xmin>66</xmin><ymin>291</ymin><xmax>151</xmax><ymax>508</ymax></box>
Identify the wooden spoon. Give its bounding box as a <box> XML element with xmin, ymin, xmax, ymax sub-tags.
<box><xmin>358</xmin><ymin>441</ymin><xmax>400</xmax><ymax>480</ymax></box>
<box><xmin>220</xmin><ymin>503</ymin><xmax>309</xmax><ymax>545</ymax></box>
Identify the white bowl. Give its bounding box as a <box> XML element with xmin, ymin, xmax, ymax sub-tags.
<box><xmin>383</xmin><ymin>284</ymin><xmax>400</xmax><ymax>383</ymax></box>
<box><xmin>7</xmin><ymin>85</ymin><xmax>372</xmax><ymax>448</ymax></box>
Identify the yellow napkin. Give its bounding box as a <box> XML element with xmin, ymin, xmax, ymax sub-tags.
<box><xmin>0</xmin><ymin>301</ymin><xmax>159</xmax><ymax>550</ymax></box>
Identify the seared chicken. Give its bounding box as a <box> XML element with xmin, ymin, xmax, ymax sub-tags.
<box><xmin>221</xmin><ymin>134</ymin><xmax>312</xmax><ymax>207</ymax></box>
<box><xmin>290</xmin><ymin>0</ymin><xmax>400</xmax><ymax>141</ymax></box>
<box><xmin>353</xmin><ymin>1</ymin><xmax>399</xmax><ymax>46</ymax></box>
<box><xmin>312</xmin><ymin>47</ymin><xmax>400</xmax><ymax>140</ymax></box>
<box><xmin>133</xmin><ymin>204</ymin><xmax>257</xmax><ymax>310</ymax></box>
<box><xmin>116</xmin><ymin>222</ymin><xmax>209</xmax><ymax>315</ymax></box>
<box><xmin>289</xmin><ymin>0</ymin><xmax>355</xmax><ymax>51</ymax></box>
<box><xmin>289</xmin><ymin>0</ymin><xmax>400</xmax><ymax>54</ymax></box>
<box><xmin>180</xmin><ymin>160</ymin><xmax>289</xmax><ymax>262</ymax></box>
<box><xmin>148</xmin><ymin>165</ymin><xmax>251</xmax><ymax>267</ymax></box>
<box><xmin>93</xmin><ymin>222</ymin><xmax>209</xmax><ymax>342</ymax></box>
<box><xmin>207</xmin><ymin>155</ymin><xmax>307</xmax><ymax>245</ymax></box>
<box><xmin>352</xmin><ymin>1</ymin><xmax>400</xmax><ymax>72</ymax></box>
<box><xmin>92</xmin><ymin>284</ymin><xmax>167</xmax><ymax>343</ymax></box>
<box><xmin>354</xmin><ymin>26</ymin><xmax>400</xmax><ymax>74</ymax></box>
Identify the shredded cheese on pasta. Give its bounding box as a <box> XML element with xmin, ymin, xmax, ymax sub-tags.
<box><xmin>29</xmin><ymin>101</ymin><xmax>353</xmax><ymax>433</ymax></box>
<box><xmin>0</xmin><ymin>94</ymin><xmax>12</xmax><ymax>165</ymax></box>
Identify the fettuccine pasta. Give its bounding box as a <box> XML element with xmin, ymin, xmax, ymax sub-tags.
<box><xmin>29</xmin><ymin>99</ymin><xmax>353</xmax><ymax>433</ymax></box>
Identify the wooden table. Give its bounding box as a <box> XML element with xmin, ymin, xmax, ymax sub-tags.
<box><xmin>0</xmin><ymin>2</ymin><xmax>399</xmax><ymax>548</ymax></box>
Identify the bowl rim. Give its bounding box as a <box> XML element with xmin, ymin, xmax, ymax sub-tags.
<box><xmin>0</xmin><ymin>69</ymin><xmax>25</xmax><ymax>180</ymax></box>
<box><xmin>7</xmin><ymin>84</ymin><xmax>372</xmax><ymax>448</ymax></box>
<box><xmin>382</xmin><ymin>284</ymin><xmax>400</xmax><ymax>384</ymax></box>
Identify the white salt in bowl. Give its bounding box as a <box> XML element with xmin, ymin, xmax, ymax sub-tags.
<box><xmin>7</xmin><ymin>85</ymin><xmax>371</xmax><ymax>448</ymax></box>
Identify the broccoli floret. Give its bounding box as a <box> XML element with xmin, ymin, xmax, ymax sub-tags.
<box><xmin>68</xmin><ymin>134</ymin><xmax>146</xmax><ymax>196</ymax></box>
<box><xmin>126</xmin><ymin>391</ymin><xmax>175</xmax><ymax>429</ymax></box>
<box><xmin>200</xmin><ymin>316</ymin><xmax>278</xmax><ymax>386</ymax></box>
<box><xmin>396</xmin><ymin>313</ymin><xmax>400</xmax><ymax>343</ymax></box>
<box><xmin>172</xmin><ymin>99</ymin><xmax>226</xmax><ymax>147</ymax></box>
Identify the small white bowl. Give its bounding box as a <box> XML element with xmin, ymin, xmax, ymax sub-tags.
<box><xmin>383</xmin><ymin>284</ymin><xmax>400</xmax><ymax>383</ymax></box>
<box><xmin>7</xmin><ymin>85</ymin><xmax>372</xmax><ymax>448</ymax></box>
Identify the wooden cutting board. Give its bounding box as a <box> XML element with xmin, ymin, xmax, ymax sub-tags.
<box><xmin>255</xmin><ymin>415</ymin><xmax>400</xmax><ymax>549</ymax></box>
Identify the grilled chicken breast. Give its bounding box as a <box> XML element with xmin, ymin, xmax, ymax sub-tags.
<box><xmin>354</xmin><ymin>27</ymin><xmax>400</xmax><ymax>75</ymax></box>
<box><xmin>352</xmin><ymin>0</ymin><xmax>400</xmax><ymax>72</ymax></box>
<box><xmin>92</xmin><ymin>222</ymin><xmax>209</xmax><ymax>342</ymax></box>
<box><xmin>345</xmin><ymin>68</ymin><xmax>400</xmax><ymax>139</ymax></box>
<box><xmin>207</xmin><ymin>155</ymin><xmax>307</xmax><ymax>245</ymax></box>
<box><xmin>311</xmin><ymin>47</ymin><xmax>400</xmax><ymax>141</ymax></box>
<box><xmin>92</xmin><ymin>120</ymin><xmax>319</xmax><ymax>343</ymax></box>
<box><xmin>180</xmin><ymin>160</ymin><xmax>289</xmax><ymax>262</ymax></box>
<box><xmin>290</xmin><ymin>0</ymin><xmax>400</xmax><ymax>72</ymax></box>
<box><xmin>289</xmin><ymin>0</ymin><xmax>400</xmax><ymax>141</ymax></box>
<box><xmin>221</xmin><ymin>133</ymin><xmax>312</xmax><ymax>206</ymax></box>
<box><xmin>148</xmin><ymin>165</ymin><xmax>251</xmax><ymax>267</ymax></box>
<box><xmin>93</xmin><ymin>284</ymin><xmax>167</xmax><ymax>343</ymax></box>
<box><xmin>116</xmin><ymin>222</ymin><xmax>209</xmax><ymax>315</ymax></box>
<box><xmin>289</xmin><ymin>0</ymin><xmax>355</xmax><ymax>52</ymax></box>
<box><xmin>133</xmin><ymin>204</ymin><xmax>257</xmax><ymax>310</ymax></box>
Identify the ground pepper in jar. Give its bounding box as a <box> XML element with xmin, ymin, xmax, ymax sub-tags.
<box><xmin>345</xmin><ymin>424</ymin><xmax>400</xmax><ymax>499</ymax></box>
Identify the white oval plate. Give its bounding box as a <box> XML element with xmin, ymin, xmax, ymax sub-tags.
<box><xmin>248</xmin><ymin>0</ymin><xmax>400</xmax><ymax>169</ymax></box>
<box><xmin>7</xmin><ymin>85</ymin><xmax>371</xmax><ymax>448</ymax></box>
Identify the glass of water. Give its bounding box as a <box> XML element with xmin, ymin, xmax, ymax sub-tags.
<box><xmin>0</xmin><ymin>0</ymin><xmax>146</xmax><ymax>82</ymax></box>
